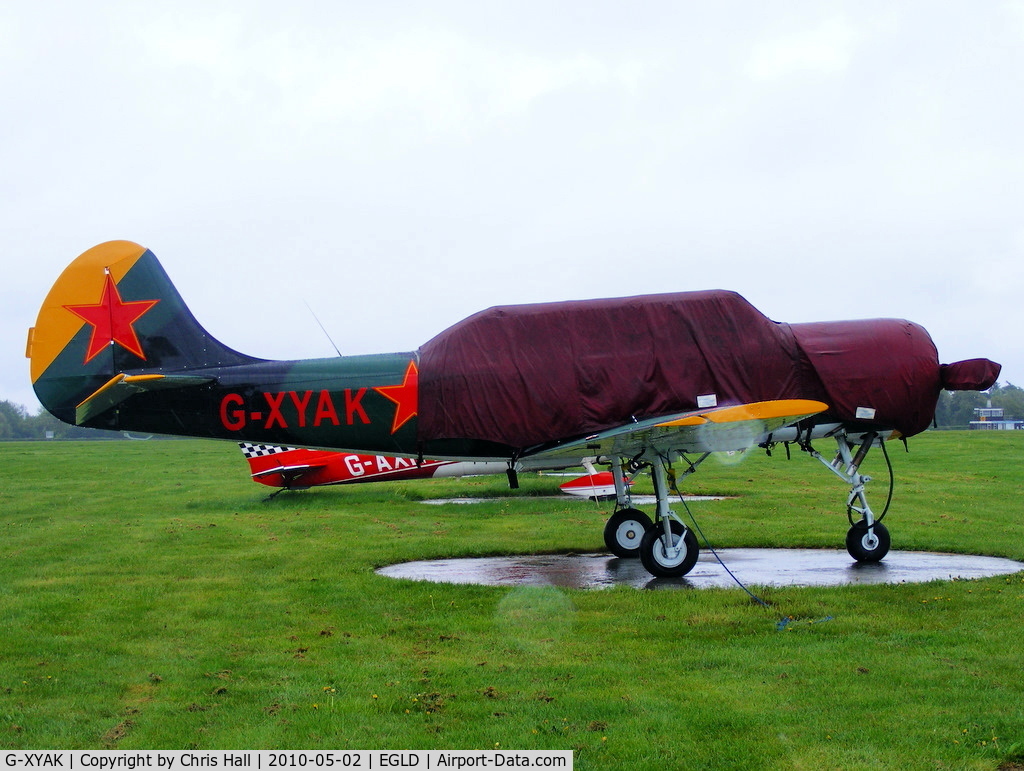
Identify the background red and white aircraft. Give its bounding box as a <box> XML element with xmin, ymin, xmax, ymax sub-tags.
<box><xmin>239</xmin><ymin>443</ymin><xmax>628</xmax><ymax>499</ymax></box>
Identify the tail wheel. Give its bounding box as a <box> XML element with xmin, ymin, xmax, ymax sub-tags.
<box><xmin>846</xmin><ymin>520</ymin><xmax>890</xmax><ymax>562</ymax></box>
<box><xmin>603</xmin><ymin>509</ymin><xmax>653</xmax><ymax>558</ymax></box>
<box><xmin>639</xmin><ymin>520</ymin><xmax>700</xmax><ymax>577</ymax></box>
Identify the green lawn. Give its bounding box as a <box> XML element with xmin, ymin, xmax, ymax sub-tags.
<box><xmin>1</xmin><ymin>432</ymin><xmax>1023</xmax><ymax>768</ymax></box>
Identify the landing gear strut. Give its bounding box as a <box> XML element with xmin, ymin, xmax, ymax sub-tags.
<box><xmin>601</xmin><ymin>454</ymin><xmax>709</xmax><ymax>577</ymax></box>
<box><xmin>598</xmin><ymin>427</ymin><xmax>893</xmax><ymax>578</ymax></box>
<box><xmin>638</xmin><ymin>460</ymin><xmax>701</xmax><ymax>577</ymax></box>
<box><xmin>802</xmin><ymin>431</ymin><xmax>891</xmax><ymax>563</ymax></box>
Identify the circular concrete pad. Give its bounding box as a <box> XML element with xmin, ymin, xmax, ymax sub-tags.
<box><xmin>377</xmin><ymin>550</ymin><xmax>1024</xmax><ymax>590</ymax></box>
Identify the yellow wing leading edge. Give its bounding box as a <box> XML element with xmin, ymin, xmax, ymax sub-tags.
<box><xmin>528</xmin><ymin>399</ymin><xmax>829</xmax><ymax>461</ymax></box>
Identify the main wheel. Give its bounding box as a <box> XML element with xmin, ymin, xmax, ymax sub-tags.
<box><xmin>846</xmin><ymin>520</ymin><xmax>890</xmax><ymax>562</ymax></box>
<box><xmin>603</xmin><ymin>508</ymin><xmax>653</xmax><ymax>558</ymax></box>
<box><xmin>639</xmin><ymin>520</ymin><xmax>700</xmax><ymax>577</ymax></box>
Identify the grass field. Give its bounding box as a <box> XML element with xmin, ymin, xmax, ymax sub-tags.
<box><xmin>2</xmin><ymin>432</ymin><xmax>1023</xmax><ymax>768</ymax></box>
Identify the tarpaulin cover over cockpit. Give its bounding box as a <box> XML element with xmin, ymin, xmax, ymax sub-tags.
<box><xmin>416</xmin><ymin>290</ymin><xmax>999</xmax><ymax>451</ymax></box>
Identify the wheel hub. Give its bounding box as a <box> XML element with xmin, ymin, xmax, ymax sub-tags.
<box><xmin>616</xmin><ymin>522</ymin><xmax>643</xmax><ymax>548</ymax></box>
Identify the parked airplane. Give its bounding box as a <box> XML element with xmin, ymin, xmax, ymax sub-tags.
<box><xmin>238</xmin><ymin>442</ymin><xmax>623</xmax><ymax>499</ymax></box>
<box><xmin>555</xmin><ymin>469</ymin><xmax>623</xmax><ymax>500</ymax></box>
<box><xmin>241</xmin><ymin>443</ymin><xmax>508</xmax><ymax>489</ymax></box>
<box><xmin>28</xmin><ymin>241</ymin><xmax>1000</xmax><ymax>577</ymax></box>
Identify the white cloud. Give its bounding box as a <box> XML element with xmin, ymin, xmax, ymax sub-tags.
<box><xmin>746</xmin><ymin>17</ymin><xmax>861</xmax><ymax>83</ymax></box>
<box><xmin>1004</xmin><ymin>0</ymin><xmax>1024</xmax><ymax>37</ymax></box>
<box><xmin>126</xmin><ymin>14</ymin><xmax>651</xmax><ymax>152</ymax></box>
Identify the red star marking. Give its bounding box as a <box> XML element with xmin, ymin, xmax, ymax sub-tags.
<box><xmin>374</xmin><ymin>360</ymin><xmax>419</xmax><ymax>434</ymax></box>
<box><xmin>63</xmin><ymin>272</ymin><xmax>160</xmax><ymax>364</ymax></box>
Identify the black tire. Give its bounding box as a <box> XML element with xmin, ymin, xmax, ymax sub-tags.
<box><xmin>603</xmin><ymin>508</ymin><xmax>653</xmax><ymax>558</ymax></box>
<box><xmin>639</xmin><ymin>520</ymin><xmax>700</xmax><ymax>577</ymax></box>
<box><xmin>846</xmin><ymin>520</ymin><xmax>890</xmax><ymax>562</ymax></box>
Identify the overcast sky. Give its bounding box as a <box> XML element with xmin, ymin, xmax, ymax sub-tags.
<box><xmin>4</xmin><ymin>1</ymin><xmax>1022</xmax><ymax>413</ymax></box>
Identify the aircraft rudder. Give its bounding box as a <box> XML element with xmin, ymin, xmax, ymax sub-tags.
<box><xmin>28</xmin><ymin>240</ymin><xmax>258</xmax><ymax>426</ymax></box>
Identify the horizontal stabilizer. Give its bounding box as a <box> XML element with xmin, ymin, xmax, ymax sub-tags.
<box><xmin>75</xmin><ymin>373</ymin><xmax>213</xmax><ymax>425</ymax></box>
<box><xmin>251</xmin><ymin>462</ymin><xmax>327</xmax><ymax>480</ymax></box>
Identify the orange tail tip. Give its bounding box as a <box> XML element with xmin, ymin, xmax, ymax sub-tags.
<box><xmin>28</xmin><ymin>240</ymin><xmax>149</xmax><ymax>384</ymax></box>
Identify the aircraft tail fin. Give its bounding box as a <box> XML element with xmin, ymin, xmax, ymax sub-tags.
<box><xmin>27</xmin><ymin>241</ymin><xmax>261</xmax><ymax>427</ymax></box>
<box><xmin>238</xmin><ymin>443</ymin><xmax>328</xmax><ymax>489</ymax></box>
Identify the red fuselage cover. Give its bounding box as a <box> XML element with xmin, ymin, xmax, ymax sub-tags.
<box><xmin>417</xmin><ymin>290</ymin><xmax>996</xmax><ymax>448</ymax></box>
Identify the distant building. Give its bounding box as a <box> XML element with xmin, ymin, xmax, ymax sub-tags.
<box><xmin>970</xmin><ymin>405</ymin><xmax>1024</xmax><ymax>430</ymax></box>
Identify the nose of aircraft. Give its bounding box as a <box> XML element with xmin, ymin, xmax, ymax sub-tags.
<box><xmin>940</xmin><ymin>358</ymin><xmax>1001</xmax><ymax>391</ymax></box>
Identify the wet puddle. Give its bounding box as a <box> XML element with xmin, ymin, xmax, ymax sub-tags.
<box><xmin>419</xmin><ymin>495</ymin><xmax>728</xmax><ymax>505</ymax></box>
<box><xmin>377</xmin><ymin>549</ymin><xmax>1024</xmax><ymax>590</ymax></box>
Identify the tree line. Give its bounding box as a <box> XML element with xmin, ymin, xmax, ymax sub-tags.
<box><xmin>0</xmin><ymin>400</ymin><xmax>125</xmax><ymax>440</ymax></box>
<box><xmin>2</xmin><ymin>383</ymin><xmax>1021</xmax><ymax>441</ymax></box>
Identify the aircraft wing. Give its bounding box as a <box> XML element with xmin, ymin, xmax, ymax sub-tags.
<box><xmin>522</xmin><ymin>399</ymin><xmax>828</xmax><ymax>462</ymax></box>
